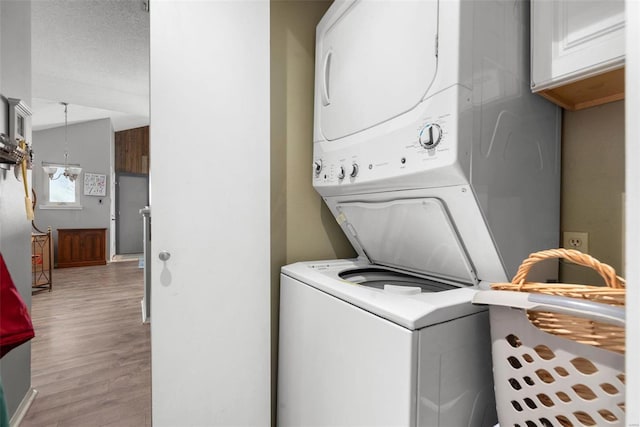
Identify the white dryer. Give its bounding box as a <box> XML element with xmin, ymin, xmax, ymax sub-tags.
<box><xmin>278</xmin><ymin>0</ymin><xmax>561</xmax><ymax>425</ymax></box>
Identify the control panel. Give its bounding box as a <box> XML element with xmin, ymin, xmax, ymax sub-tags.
<box><xmin>313</xmin><ymin>117</ymin><xmax>455</xmax><ymax>186</ymax></box>
<box><xmin>312</xmin><ymin>88</ymin><xmax>465</xmax><ymax>192</ymax></box>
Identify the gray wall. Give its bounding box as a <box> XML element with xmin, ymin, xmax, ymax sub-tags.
<box><xmin>0</xmin><ymin>0</ymin><xmax>33</xmax><ymax>418</ymax></box>
<box><xmin>33</xmin><ymin>118</ymin><xmax>113</xmax><ymax>262</ymax></box>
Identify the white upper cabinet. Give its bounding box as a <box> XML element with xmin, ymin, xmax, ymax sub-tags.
<box><xmin>531</xmin><ymin>0</ymin><xmax>625</xmax><ymax>110</ymax></box>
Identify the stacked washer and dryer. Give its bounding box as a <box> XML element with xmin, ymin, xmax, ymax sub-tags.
<box><xmin>278</xmin><ymin>1</ymin><xmax>560</xmax><ymax>426</ymax></box>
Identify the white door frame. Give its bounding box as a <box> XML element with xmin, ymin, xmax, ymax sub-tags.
<box><xmin>625</xmin><ymin>0</ymin><xmax>639</xmax><ymax>422</ymax></box>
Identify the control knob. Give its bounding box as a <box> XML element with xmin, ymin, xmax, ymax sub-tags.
<box><xmin>337</xmin><ymin>166</ymin><xmax>346</xmax><ymax>180</ymax></box>
<box><xmin>313</xmin><ymin>159</ymin><xmax>322</xmax><ymax>176</ymax></box>
<box><xmin>349</xmin><ymin>163</ymin><xmax>359</xmax><ymax>178</ymax></box>
<box><xmin>418</xmin><ymin>123</ymin><xmax>442</xmax><ymax>149</ymax></box>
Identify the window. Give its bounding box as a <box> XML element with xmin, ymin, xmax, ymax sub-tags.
<box><xmin>41</xmin><ymin>165</ymin><xmax>82</xmax><ymax>209</ymax></box>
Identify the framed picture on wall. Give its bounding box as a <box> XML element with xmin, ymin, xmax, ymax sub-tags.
<box><xmin>84</xmin><ymin>173</ymin><xmax>107</xmax><ymax>196</ymax></box>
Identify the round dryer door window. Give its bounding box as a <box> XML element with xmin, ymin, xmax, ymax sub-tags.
<box><xmin>317</xmin><ymin>1</ymin><xmax>439</xmax><ymax>141</ymax></box>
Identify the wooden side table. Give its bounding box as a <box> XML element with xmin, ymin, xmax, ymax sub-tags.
<box><xmin>32</xmin><ymin>228</ymin><xmax>53</xmax><ymax>291</ymax></box>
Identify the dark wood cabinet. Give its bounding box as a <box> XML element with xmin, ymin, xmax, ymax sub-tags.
<box><xmin>57</xmin><ymin>228</ymin><xmax>107</xmax><ymax>268</ymax></box>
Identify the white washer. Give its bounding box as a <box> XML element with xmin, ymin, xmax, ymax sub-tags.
<box><xmin>279</xmin><ymin>259</ymin><xmax>497</xmax><ymax>426</ymax></box>
<box><xmin>278</xmin><ymin>0</ymin><xmax>561</xmax><ymax>425</ymax></box>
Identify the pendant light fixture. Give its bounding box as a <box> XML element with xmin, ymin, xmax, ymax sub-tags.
<box><xmin>42</xmin><ymin>102</ymin><xmax>82</xmax><ymax>181</ymax></box>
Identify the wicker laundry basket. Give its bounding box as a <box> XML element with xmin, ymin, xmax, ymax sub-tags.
<box><xmin>473</xmin><ymin>249</ymin><xmax>626</xmax><ymax>427</ymax></box>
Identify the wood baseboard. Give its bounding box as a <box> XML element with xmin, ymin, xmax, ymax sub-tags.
<box><xmin>10</xmin><ymin>388</ymin><xmax>38</xmax><ymax>427</ymax></box>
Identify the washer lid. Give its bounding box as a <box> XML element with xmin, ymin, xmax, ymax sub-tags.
<box><xmin>317</xmin><ymin>0</ymin><xmax>438</xmax><ymax>141</ymax></box>
<box><xmin>336</xmin><ymin>198</ymin><xmax>477</xmax><ymax>285</ymax></box>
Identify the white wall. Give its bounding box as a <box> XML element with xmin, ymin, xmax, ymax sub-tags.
<box><xmin>32</xmin><ymin>118</ymin><xmax>113</xmax><ymax>262</ymax></box>
<box><xmin>0</xmin><ymin>0</ymin><xmax>33</xmax><ymax>418</ymax></box>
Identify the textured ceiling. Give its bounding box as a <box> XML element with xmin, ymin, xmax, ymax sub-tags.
<box><xmin>32</xmin><ymin>0</ymin><xmax>149</xmax><ymax>131</ymax></box>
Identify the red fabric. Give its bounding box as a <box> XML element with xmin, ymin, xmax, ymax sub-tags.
<box><xmin>0</xmin><ymin>253</ymin><xmax>35</xmax><ymax>358</ymax></box>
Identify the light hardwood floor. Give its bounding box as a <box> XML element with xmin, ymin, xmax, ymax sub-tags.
<box><xmin>22</xmin><ymin>261</ymin><xmax>151</xmax><ymax>427</ymax></box>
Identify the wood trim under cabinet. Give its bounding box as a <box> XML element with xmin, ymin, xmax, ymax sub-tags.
<box><xmin>536</xmin><ymin>67</ymin><xmax>625</xmax><ymax>111</ymax></box>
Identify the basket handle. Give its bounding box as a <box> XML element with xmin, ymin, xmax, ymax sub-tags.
<box><xmin>511</xmin><ymin>248</ymin><xmax>625</xmax><ymax>289</ymax></box>
<box><xmin>473</xmin><ymin>290</ymin><xmax>626</xmax><ymax>327</ymax></box>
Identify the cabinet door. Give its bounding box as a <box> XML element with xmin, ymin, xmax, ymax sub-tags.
<box><xmin>80</xmin><ymin>230</ymin><xmax>105</xmax><ymax>263</ymax></box>
<box><xmin>57</xmin><ymin>231</ymin><xmax>80</xmax><ymax>265</ymax></box>
<box><xmin>531</xmin><ymin>0</ymin><xmax>625</xmax><ymax>91</ymax></box>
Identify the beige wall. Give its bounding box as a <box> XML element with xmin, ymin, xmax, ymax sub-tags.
<box><xmin>270</xmin><ymin>1</ymin><xmax>355</xmax><ymax>423</ymax></box>
<box><xmin>561</xmin><ymin>100</ymin><xmax>625</xmax><ymax>285</ymax></box>
<box><xmin>271</xmin><ymin>0</ymin><xmax>355</xmax><ymax>300</ymax></box>
<box><xmin>271</xmin><ymin>1</ymin><xmax>354</xmax><ymax>268</ymax></box>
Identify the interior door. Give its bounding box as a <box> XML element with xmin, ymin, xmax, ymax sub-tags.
<box><xmin>116</xmin><ymin>174</ymin><xmax>148</xmax><ymax>254</ymax></box>
<box><xmin>149</xmin><ymin>2</ymin><xmax>270</xmax><ymax>426</ymax></box>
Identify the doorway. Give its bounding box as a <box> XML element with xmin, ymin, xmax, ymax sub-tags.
<box><xmin>116</xmin><ymin>173</ymin><xmax>149</xmax><ymax>255</ymax></box>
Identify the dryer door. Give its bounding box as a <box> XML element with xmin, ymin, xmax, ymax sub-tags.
<box><xmin>317</xmin><ymin>1</ymin><xmax>439</xmax><ymax>141</ymax></box>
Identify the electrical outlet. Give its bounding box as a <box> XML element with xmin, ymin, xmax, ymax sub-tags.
<box><xmin>563</xmin><ymin>231</ymin><xmax>589</xmax><ymax>253</ymax></box>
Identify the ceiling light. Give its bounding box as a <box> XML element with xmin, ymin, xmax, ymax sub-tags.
<box><xmin>43</xmin><ymin>102</ymin><xmax>82</xmax><ymax>182</ymax></box>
